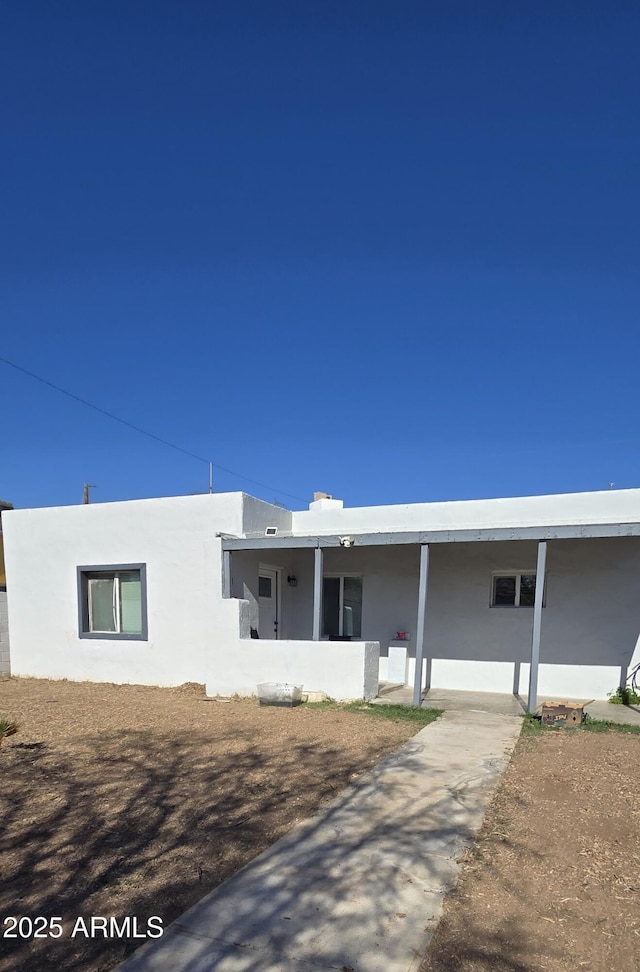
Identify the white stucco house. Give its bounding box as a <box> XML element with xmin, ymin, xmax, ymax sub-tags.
<box><xmin>3</xmin><ymin>487</ymin><xmax>640</xmax><ymax>708</ymax></box>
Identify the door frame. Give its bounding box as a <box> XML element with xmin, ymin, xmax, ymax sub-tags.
<box><xmin>258</xmin><ymin>564</ymin><xmax>282</xmax><ymax>640</ymax></box>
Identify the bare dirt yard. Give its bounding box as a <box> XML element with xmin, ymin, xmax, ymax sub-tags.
<box><xmin>5</xmin><ymin>680</ymin><xmax>639</xmax><ymax>972</ymax></box>
<box><xmin>0</xmin><ymin>677</ymin><xmax>434</xmax><ymax>972</ymax></box>
<box><xmin>421</xmin><ymin>721</ymin><xmax>640</xmax><ymax>972</ymax></box>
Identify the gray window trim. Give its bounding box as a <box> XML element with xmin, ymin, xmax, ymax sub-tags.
<box><xmin>77</xmin><ymin>563</ymin><xmax>148</xmax><ymax>640</ymax></box>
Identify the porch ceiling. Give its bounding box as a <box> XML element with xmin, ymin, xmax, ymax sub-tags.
<box><xmin>220</xmin><ymin>521</ymin><xmax>640</xmax><ymax>550</ymax></box>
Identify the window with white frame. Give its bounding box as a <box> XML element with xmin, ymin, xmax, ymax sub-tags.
<box><xmin>323</xmin><ymin>575</ymin><xmax>362</xmax><ymax>638</ymax></box>
<box><xmin>78</xmin><ymin>564</ymin><xmax>147</xmax><ymax>639</ymax></box>
<box><xmin>491</xmin><ymin>572</ymin><xmax>539</xmax><ymax>607</ymax></box>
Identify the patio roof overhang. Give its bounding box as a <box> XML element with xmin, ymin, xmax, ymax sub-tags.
<box><xmin>220</xmin><ymin>521</ymin><xmax>640</xmax><ymax>550</ymax></box>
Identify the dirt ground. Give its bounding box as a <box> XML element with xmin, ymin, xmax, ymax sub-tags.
<box><xmin>0</xmin><ymin>677</ymin><xmax>423</xmax><ymax>972</ymax></box>
<box><xmin>5</xmin><ymin>680</ymin><xmax>639</xmax><ymax>972</ymax></box>
<box><xmin>421</xmin><ymin>725</ymin><xmax>640</xmax><ymax>972</ymax></box>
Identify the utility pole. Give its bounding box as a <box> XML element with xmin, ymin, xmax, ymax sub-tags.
<box><xmin>83</xmin><ymin>483</ymin><xmax>96</xmax><ymax>504</ymax></box>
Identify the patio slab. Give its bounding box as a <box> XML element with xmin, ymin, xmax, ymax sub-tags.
<box><xmin>117</xmin><ymin>705</ymin><xmax>522</xmax><ymax>972</ymax></box>
<box><xmin>376</xmin><ymin>685</ymin><xmax>640</xmax><ymax>725</ymax></box>
<box><xmin>581</xmin><ymin>699</ymin><xmax>640</xmax><ymax>724</ymax></box>
<box><xmin>374</xmin><ymin>685</ymin><xmax>528</xmax><ymax>714</ymax></box>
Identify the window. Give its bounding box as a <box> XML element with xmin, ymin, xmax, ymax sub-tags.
<box><xmin>491</xmin><ymin>572</ymin><xmax>538</xmax><ymax>607</ymax></box>
<box><xmin>78</xmin><ymin>564</ymin><xmax>147</xmax><ymax>639</ymax></box>
<box><xmin>258</xmin><ymin>575</ymin><xmax>272</xmax><ymax>598</ymax></box>
<box><xmin>323</xmin><ymin>575</ymin><xmax>362</xmax><ymax>638</ymax></box>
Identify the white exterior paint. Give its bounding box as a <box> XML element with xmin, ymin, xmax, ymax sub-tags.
<box><xmin>292</xmin><ymin>487</ymin><xmax>640</xmax><ymax>535</ymax></box>
<box><xmin>308</xmin><ymin>497</ymin><xmax>344</xmax><ymax>513</ymax></box>
<box><xmin>3</xmin><ymin>493</ymin><xmax>245</xmax><ymax>687</ymax></box>
<box><xmin>0</xmin><ymin>593</ymin><xmax>9</xmax><ymax>676</ymax></box>
<box><xmin>3</xmin><ymin>486</ymin><xmax>640</xmax><ymax>702</ymax></box>
<box><xmin>3</xmin><ymin>492</ymin><xmax>379</xmax><ymax>700</ymax></box>
<box><xmin>387</xmin><ymin>645</ymin><xmax>409</xmax><ymax>684</ymax></box>
<box><xmin>206</xmin><ymin>639</ymin><xmax>379</xmax><ymax>701</ymax></box>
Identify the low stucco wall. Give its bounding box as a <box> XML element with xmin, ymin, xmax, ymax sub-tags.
<box><xmin>400</xmin><ymin>657</ymin><xmax>631</xmax><ymax>701</ymax></box>
<box><xmin>206</xmin><ymin>639</ymin><xmax>380</xmax><ymax>701</ymax></box>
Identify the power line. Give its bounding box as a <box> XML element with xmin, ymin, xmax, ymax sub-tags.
<box><xmin>0</xmin><ymin>354</ymin><xmax>306</xmax><ymax>503</ymax></box>
<box><xmin>1</xmin><ymin>355</ymin><xmax>210</xmax><ymax>463</ymax></box>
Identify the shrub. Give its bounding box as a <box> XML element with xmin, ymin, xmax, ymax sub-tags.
<box><xmin>608</xmin><ymin>686</ymin><xmax>640</xmax><ymax>706</ymax></box>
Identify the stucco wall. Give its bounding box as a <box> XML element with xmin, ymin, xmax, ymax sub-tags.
<box><xmin>241</xmin><ymin>495</ymin><xmax>292</xmax><ymax>537</ymax></box>
<box><xmin>206</xmin><ymin>638</ymin><xmax>380</xmax><ymax>701</ymax></box>
<box><xmin>425</xmin><ymin>538</ymin><xmax>640</xmax><ymax>698</ymax></box>
<box><xmin>230</xmin><ymin>549</ymin><xmax>300</xmax><ymax>640</ymax></box>
<box><xmin>292</xmin><ymin>487</ymin><xmax>640</xmax><ymax>536</ymax></box>
<box><xmin>0</xmin><ymin>593</ymin><xmax>9</xmax><ymax>676</ymax></box>
<box><xmin>2</xmin><ymin>492</ymin><xmax>379</xmax><ymax>700</ymax></box>
<box><xmin>2</xmin><ymin>493</ymin><xmax>246</xmax><ymax>687</ymax></box>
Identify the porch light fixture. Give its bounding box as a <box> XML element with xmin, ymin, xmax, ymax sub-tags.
<box><xmin>287</xmin><ymin>575</ymin><xmax>298</xmax><ymax>588</ymax></box>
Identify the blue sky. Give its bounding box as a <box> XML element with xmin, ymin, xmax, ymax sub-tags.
<box><xmin>2</xmin><ymin>1</ymin><xmax>639</xmax><ymax>511</ymax></box>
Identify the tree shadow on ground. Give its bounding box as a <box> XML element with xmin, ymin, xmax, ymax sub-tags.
<box><xmin>101</xmin><ymin>732</ymin><xmax>535</xmax><ymax>972</ymax></box>
<box><xmin>1</xmin><ymin>724</ymin><xmax>395</xmax><ymax>971</ymax></box>
<box><xmin>421</xmin><ymin>913</ymin><xmax>556</xmax><ymax>972</ymax></box>
<box><xmin>1</xmin><ymin>709</ymin><xmax>536</xmax><ymax>972</ymax></box>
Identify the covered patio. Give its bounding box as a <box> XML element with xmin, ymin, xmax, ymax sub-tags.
<box><xmin>221</xmin><ymin>520</ymin><xmax>640</xmax><ymax>710</ymax></box>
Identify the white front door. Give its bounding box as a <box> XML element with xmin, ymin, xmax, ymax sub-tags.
<box><xmin>258</xmin><ymin>568</ymin><xmax>279</xmax><ymax>639</ymax></box>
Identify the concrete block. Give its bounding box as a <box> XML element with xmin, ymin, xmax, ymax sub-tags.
<box><xmin>301</xmin><ymin>691</ymin><xmax>330</xmax><ymax>703</ymax></box>
<box><xmin>388</xmin><ymin>645</ymin><xmax>408</xmax><ymax>684</ymax></box>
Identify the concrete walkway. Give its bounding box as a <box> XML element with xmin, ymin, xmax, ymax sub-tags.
<box><xmin>118</xmin><ymin>706</ymin><xmax>521</xmax><ymax>972</ymax></box>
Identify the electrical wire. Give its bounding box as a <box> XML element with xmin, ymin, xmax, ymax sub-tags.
<box><xmin>0</xmin><ymin>354</ymin><xmax>306</xmax><ymax>503</ymax></box>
